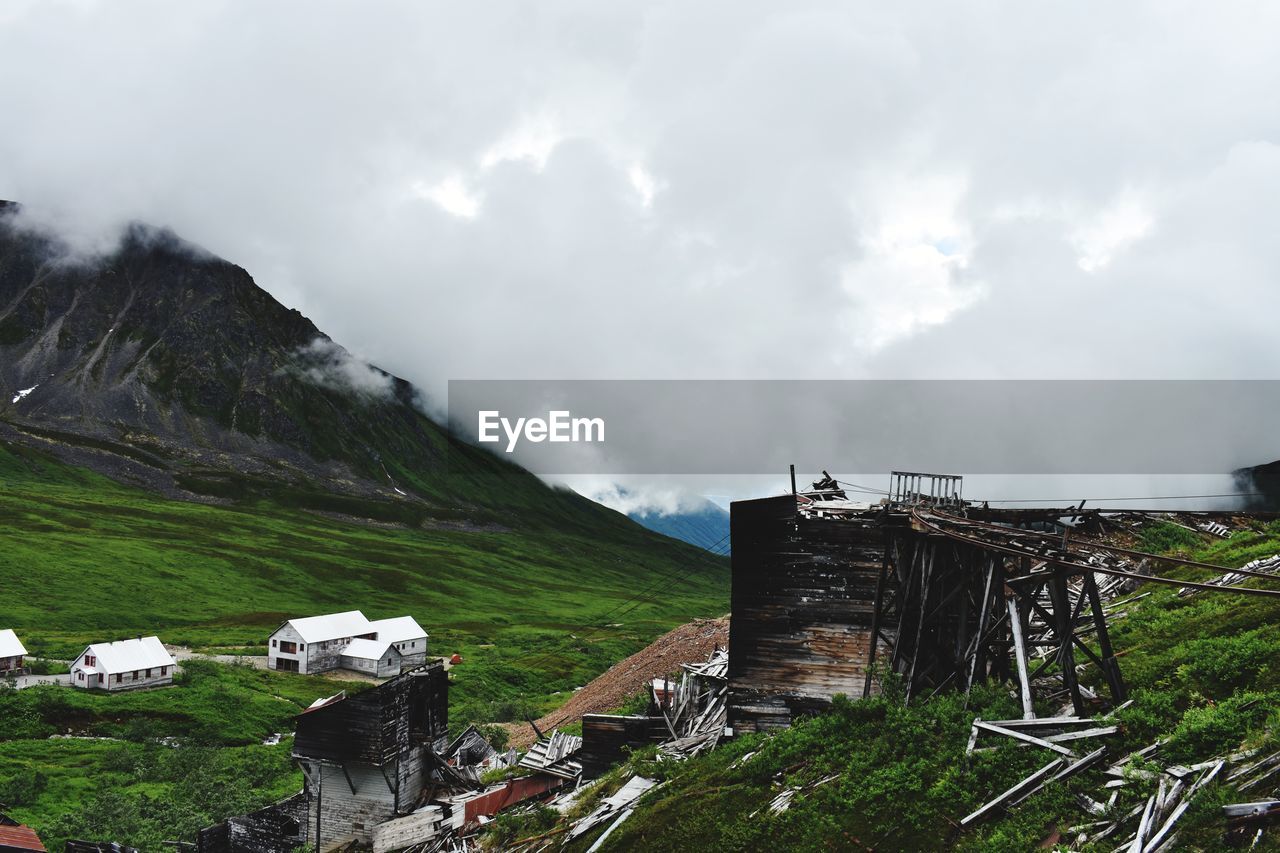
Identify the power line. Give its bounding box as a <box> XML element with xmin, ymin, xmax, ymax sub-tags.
<box><xmin>836</xmin><ymin>479</ymin><xmax>890</xmax><ymax>495</ymax></box>
<box><xmin>985</xmin><ymin>492</ymin><xmax>1266</xmax><ymax>504</ymax></box>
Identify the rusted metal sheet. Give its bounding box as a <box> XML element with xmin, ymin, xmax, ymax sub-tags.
<box><xmin>460</xmin><ymin>774</ymin><xmax>565</xmax><ymax>824</ymax></box>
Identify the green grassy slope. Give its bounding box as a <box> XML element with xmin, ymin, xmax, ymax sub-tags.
<box><xmin>541</xmin><ymin>520</ymin><xmax>1280</xmax><ymax>853</ymax></box>
<box><xmin>0</xmin><ymin>441</ymin><xmax>729</xmax><ymax>721</ymax></box>
<box><xmin>0</xmin><ymin>439</ymin><xmax>728</xmax><ymax>849</ymax></box>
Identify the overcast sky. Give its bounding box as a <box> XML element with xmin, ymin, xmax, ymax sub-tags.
<box><xmin>3</xmin><ymin>2</ymin><xmax>1277</xmax><ymax>511</ymax></box>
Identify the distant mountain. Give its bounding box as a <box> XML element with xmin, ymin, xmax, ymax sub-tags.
<box><xmin>630</xmin><ymin>498</ymin><xmax>730</xmax><ymax>553</ymax></box>
<box><xmin>1235</xmin><ymin>460</ymin><xmax>1280</xmax><ymax>511</ymax></box>
<box><xmin>0</xmin><ymin>203</ymin><xmax>664</xmax><ymax>532</ymax></box>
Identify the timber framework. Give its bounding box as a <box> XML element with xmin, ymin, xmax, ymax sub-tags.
<box><xmin>727</xmin><ymin>470</ymin><xmax>1280</xmax><ymax>734</ymax></box>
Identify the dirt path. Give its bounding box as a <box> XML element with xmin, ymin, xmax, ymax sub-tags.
<box><xmin>501</xmin><ymin>616</ymin><xmax>729</xmax><ymax>749</ymax></box>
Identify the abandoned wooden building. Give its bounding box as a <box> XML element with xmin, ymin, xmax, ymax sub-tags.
<box><xmin>0</xmin><ymin>630</ymin><xmax>27</xmax><ymax>676</ymax></box>
<box><xmin>727</xmin><ymin>489</ymin><xmax>891</xmax><ymax>733</ymax></box>
<box><xmin>69</xmin><ymin>636</ymin><xmax>176</xmax><ymax>691</ymax></box>
<box><xmin>268</xmin><ymin>610</ymin><xmax>428</xmax><ymax>675</ymax></box>
<box><xmin>291</xmin><ymin>662</ymin><xmax>450</xmax><ymax>849</ymax></box>
<box><xmin>727</xmin><ymin>471</ymin><xmax>1119</xmax><ymax>733</ymax></box>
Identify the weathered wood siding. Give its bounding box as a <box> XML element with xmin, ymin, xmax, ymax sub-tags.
<box><xmin>198</xmin><ymin>791</ymin><xmax>309</xmax><ymax>853</ymax></box>
<box><xmin>727</xmin><ymin>495</ymin><xmax>891</xmax><ymax>734</ymax></box>
<box><xmin>293</xmin><ymin>663</ymin><xmax>450</xmax><ymax>845</ymax></box>
<box><xmin>340</xmin><ymin>648</ymin><xmax>402</xmax><ymax>678</ymax></box>
<box><xmin>268</xmin><ymin>624</ymin><xmax>307</xmax><ymax>672</ymax></box>
<box><xmin>580</xmin><ymin>714</ymin><xmax>667</xmax><ymax>777</ymax></box>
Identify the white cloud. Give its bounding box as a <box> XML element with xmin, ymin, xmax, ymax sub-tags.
<box><xmin>412</xmin><ymin>175</ymin><xmax>481</xmax><ymax>219</ymax></box>
<box><xmin>627</xmin><ymin>163</ymin><xmax>661</xmax><ymax>208</ymax></box>
<box><xmin>1070</xmin><ymin>191</ymin><xmax>1154</xmax><ymax>272</ymax></box>
<box><xmin>480</xmin><ymin>114</ymin><xmax>564</xmax><ymax>172</ymax></box>
<box><xmin>295</xmin><ymin>338</ymin><xmax>395</xmax><ymax>400</ymax></box>
<box><xmin>839</xmin><ymin>173</ymin><xmax>983</xmax><ymax>351</ymax></box>
<box><xmin>4</xmin><ymin>2</ymin><xmax>1280</xmax><ymax>502</ymax></box>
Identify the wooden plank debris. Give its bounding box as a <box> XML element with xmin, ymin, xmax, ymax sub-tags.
<box><xmin>972</xmin><ymin>721</ymin><xmax>1076</xmax><ymax>756</ymax></box>
<box><xmin>960</xmin><ymin>758</ymin><xmax>1064</xmax><ymax>827</ymax></box>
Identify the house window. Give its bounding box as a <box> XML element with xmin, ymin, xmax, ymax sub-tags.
<box><xmin>279</xmin><ymin>641</ymin><xmax>297</xmax><ymax>654</ymax></box>
<box><xmin>299</xmin><ymin>643</ymin><xmax>305</xmax><ymax>650</ymax></box>
<box><xmin>271</xmin><ymin>639</ymin><xmax>277</xmax><ymax>647</ymax></box>
<box><xmin>86</xmin><ymin>654</ymin><xmax>96</xmax><ymax>666</ymax></box>
<box><xmin>77</xmin><ymin>671</ymin><xmax>84</xmax><ymax>681</ymax></box>
<box><xmin>160</xmin><ymin>666</ymin><xmax>168</xmax><ymax>676</ymax></box>
<box><xmin>115</xmin><ymin>673</ymin><xmax>122</xmax><ymax>683</ymax></box>
<box><xmin>132</xmin><ymin>670</ymin><xmax>139</xmax><ymax>680</ymax></box>
<box><xmin>145</xmin><ymin>668</ymin><xmax>152</xmax><ymax>678</ymax></box>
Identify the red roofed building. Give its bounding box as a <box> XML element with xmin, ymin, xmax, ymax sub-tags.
<box><xmin>0</xmin><ymin>813</ymin><xmax>46</xmax><ymax>852</ymax></box>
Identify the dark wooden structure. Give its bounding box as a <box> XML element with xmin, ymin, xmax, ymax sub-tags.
<box><xmin>726</xmin><ymin>495</ymin><xmax>891</xmax><ymax>733</ymax></box>
<box><xmin>726</xmin><ymin>482</ymin><xmax>1151</xmax><ymax>732</ymax></box>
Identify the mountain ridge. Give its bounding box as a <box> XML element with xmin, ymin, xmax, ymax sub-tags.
<box><xmin>0</xmin><ymin>205</ymin><xmax>622</xmax><ymax>530</ymax></box>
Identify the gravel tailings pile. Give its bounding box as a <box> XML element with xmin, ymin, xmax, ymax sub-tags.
<box><xmin>504</xmin><ymin>616</ymin><xmax>729</xmax><ymax>749</ymax></box>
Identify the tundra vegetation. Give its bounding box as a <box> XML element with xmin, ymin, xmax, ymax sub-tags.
<box><xmin>0</xmin><ymin>442</ymin><xmax>728</xmax><ymax>849</ymax></box>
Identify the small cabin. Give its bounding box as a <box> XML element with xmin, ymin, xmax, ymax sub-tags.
<box><xmin>269</xmin><ymin>611</ymin><xmax>428</xmax><ymax>676</ymax></box>
<box><xmin>339</xmin><ymin>638</ymin><xmax>403</xmax><ymax>678</ymax></box>
<box><xmin>71</xmin><ymin>636</ymin><xmax>176</xmax><ymax>691</ymax></box>
<box><xmin>0</xmin><ymin>630</ymin><xmax>27</xmax><ymax>676</ymax></box>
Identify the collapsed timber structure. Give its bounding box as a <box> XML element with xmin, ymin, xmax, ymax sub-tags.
<box><xmin>726</xmin><ymin>471</ymin><xmax>1280</xmax><ymax>733</ymax></box>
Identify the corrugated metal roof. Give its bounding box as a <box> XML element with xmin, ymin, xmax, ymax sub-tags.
<box><xmin>0</xmin><ymin>820</ymin><xmax>46</xmax><ymax>851</ymax></box>
<box><xmin>282</xmin><ymin>610</ymin><xmax>371</xmax><ymax>643</ymax></box>
<box><xmin>519</xmin><ymin>731</ymin><xmax>583</xmax><ymax>780</ymax></box>
<box><xmin>83</xmin><ymin>636</ymin><xmax>175</xmax><ymax>675</ymax></box>
<box><xmin>341</xmin><ymin>637</ymin><xmax>397</xmax><ymax>661</ymax></box>
<box><xmin>0</xmin><ymin>629</ymin><xmax>27</xmax><ymax>658</ymax></box>
<box><xmin>369</xmin><ymin>615</ymin><xmax>428</xmax><ymax>643</ymax></box>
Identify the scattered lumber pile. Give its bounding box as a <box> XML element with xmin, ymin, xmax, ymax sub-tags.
<box><xmin>959</xmin><ymin>713</ymin><xmax>1280</xmax><ymax>850</ymax></box>
<box><xmin>1178</xmin><ymin>553</ymin><xmax>1280</xmax><ymax>598</ymax></box>
<box><xmin>519</xmin><ymin>731</ymin><xmax>585</xmax><ymax>780</ymax></box>
<box><xmin>654</xmin><ymin>647</ymin><xmax>729</xmax><ymax>759</ymax></box>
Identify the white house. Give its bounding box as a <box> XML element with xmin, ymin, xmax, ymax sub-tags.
<box><xmin>340</xmin><ymin>638</ymin><xmax>404</xmax><ymax>678</ymax></box>
<box><xmin>269</xmin><ymin>611</ymin><xmax>428</xmax><ymax>675</ymax></box>
<box><xmin>368</xmin><ymin>615</ymin><xmax>429</xmax><ymax>669</ymax></box>
<box><xmin>0</xmin><ymin>629</ymin><xmax>27</xmax><ymax>675</ymax></box>
<box><xmin>71</xmin><ymin>636</ymin><xmax>176</xmax><ymax>691</ymax></box>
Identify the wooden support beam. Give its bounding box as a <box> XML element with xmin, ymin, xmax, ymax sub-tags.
<box><xmin>1048</xmin><ymin>570</ymin><xmax>1087</xmax><ymax>716</ymax></box>
<box><xmin>1007</xmin><ymin>597</ymin><xmax>1035</xmax><ymax>720</ymax></box>
<box><xmin>973</xmin><ymin>721</ymin><xmax>1076</xmax><ymax>756</ymax></box>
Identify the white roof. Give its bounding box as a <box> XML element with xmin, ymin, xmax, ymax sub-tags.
<box><xmin>341</xmin><ymin>637</ymin><xmax>398</xmax><ymax>661</ymax></box>
<box><xmin>370</xmin><ymin>615</ymin><xmax>427</xmax><ymax>643</ymax></box>
<box><xmin>282</xmin><ymin>610</ymin><xmax>372</xmax><ymax>643</ymax></box>
<box><xmin>0</xmin><ymin>629</ymin><xmax>27</xmax><ymax>658</ymax></box>
<box><xmin>84</xmin><ymin>636</ymin><xmax>175</xmax><ymax>674</ymax></box>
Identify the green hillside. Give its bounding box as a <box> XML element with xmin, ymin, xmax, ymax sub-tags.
<box><xmin>0</xmin><ymin>441</ymin><xmax>728</xmax><ymax>721</ymax></box>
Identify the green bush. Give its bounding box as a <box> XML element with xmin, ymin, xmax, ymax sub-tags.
<box><xmin>1175</xmin><ymin>629</ymin><xmax>1276</xmax><ymax>696</ymax></box>
<box><xmin>0</xmin><ymin>768</ymin><xmax>47</xmax><ymax>807</ymax></box>
<box><xmin>1165</xmin><ymin>692</ymin><xmax>1273</xmax><ymax>762</ymax></box>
